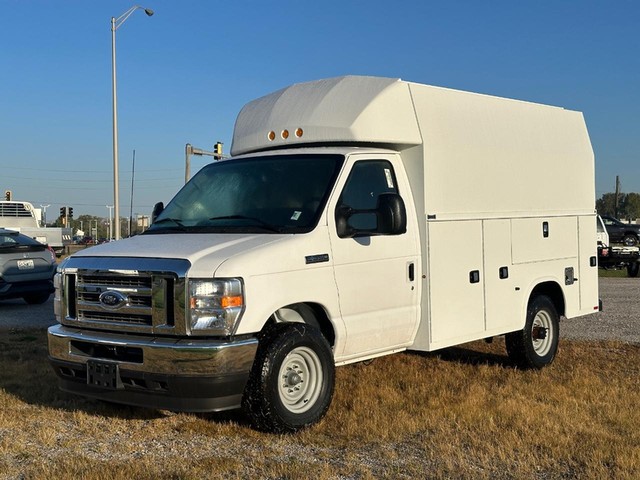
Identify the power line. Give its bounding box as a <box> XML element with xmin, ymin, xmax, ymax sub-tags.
<box><xmin>2</xmin><ymin>174</ymin><xmax>181</xmax><ymax>183</ymax></box>
<box><xmin>0</xmin><ymin>164</ymin><xmax>182</xmax><ymax>174</ymax></box>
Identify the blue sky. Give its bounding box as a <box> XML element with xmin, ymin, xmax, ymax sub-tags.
<box><xmin>1</xmin><ymin>0</ymin><xmax>639</xmax><ymax>219</ymax></box>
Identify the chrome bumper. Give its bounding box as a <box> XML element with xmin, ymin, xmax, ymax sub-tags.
<box><xmin>47</xmin><ymin>324</ymin><xmax>259</xmax><ymax>412</ymax></box>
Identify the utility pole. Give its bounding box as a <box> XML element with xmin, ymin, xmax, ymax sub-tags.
<box><xmin>130</xmin><ymin>149</ymin><xmax>136</xmax><ymax>237</ymax></box>
<box><xmin>614</xmin><ymin>176</ymin><xmax>621</xmax><ymax>219</ymax></box>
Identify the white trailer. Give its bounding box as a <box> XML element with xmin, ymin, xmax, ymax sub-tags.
<box><xmin>48</xmin><ymin>76</ymin><xmax>599</xmax><ymax>432</ymax></box>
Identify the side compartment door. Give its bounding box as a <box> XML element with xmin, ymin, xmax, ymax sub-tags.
<box><xmin>483</xmin><ymin>219</ymin><xmax>524</xmax><ymax>334</ymax></box>
<box><xmin>427</xmin><ymin>220</ymin><xmax>485</xmax><ymax>349</ymax></box>
<box><xmin>329</xmin><ymin>155</ymin><xmax>420</xmax><ymax>358</ymax></box>
<box><xmin>578</xmin><ymin>215</ymin><xmax>599</xmax><ymax>313</ymax></box>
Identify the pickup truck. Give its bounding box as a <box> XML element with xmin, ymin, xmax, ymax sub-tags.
<box><xmin>597</xmin><ymin>215</ymin><xmax>640</xmax><ymax>277</ymax></box>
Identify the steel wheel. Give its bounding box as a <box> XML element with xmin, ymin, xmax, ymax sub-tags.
<box><xmin>278</xmin><ymin>346</ymin><xmax>323</xmax><ymax>414</ymax></box>
<box><xmin>531</xmin><ymin>309</ymin><xmax>554</xmax><ymax>357</ymax></box>
<box><xmin>242</xmin><ymin>322</ymin><xmax>335</xmax><ymax>433</ymax></box>
<box><xmin>506</xmin><ymin>295</ymin><xmax>560</xmax><ymax>369</ymax></box>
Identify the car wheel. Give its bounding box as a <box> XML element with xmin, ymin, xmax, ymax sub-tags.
<box><xmin>23</xmin><ymin>293</ymin><xmax>51</xmax><ymax>305</ymax></box>
<box><xmin>242</xmin><ymin>322</ymin><xmax>335</xmax><ymax>433</ymax></box>
<box><xmin>627</xmin><ymin>262</ymin><xmax>640</xmax><ymax>278</ymax></box>
<box><xmin>622</xmin><ymin>234</ymin><xmax>639</xmax><ymax>247</ymax></box>
<box><xmin>505</xmin><ymin>295</ymin><xmax>559</xmax><ymax>369</ymax></box>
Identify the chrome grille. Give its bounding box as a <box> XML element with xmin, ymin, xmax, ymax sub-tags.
<box><xmin>58</xmin><ymin>257</ymin><xmax>190</xmax><ymax>335</ymax></box>
<box><xmin>75</xmin><ymin>272</ymin><xmax>155</xmax><ymax>328</ymax></box>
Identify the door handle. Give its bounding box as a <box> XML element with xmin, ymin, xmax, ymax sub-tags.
<box><xmin>408</xmin><ymin>263</ymin><xmax>415</xmax><ymax>282</ymax></box>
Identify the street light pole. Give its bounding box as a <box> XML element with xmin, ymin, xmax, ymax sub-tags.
<box><xmin>111</xmin><ymin>5</ymin><xmax>153</xmax><ymax>240</ymax></box>
<box><xmin>106</xmin><ymin>205</ymin><xmax>114</xmax><ymax>240</ymax></box>
<box><xmin>39</xmin><ymin>204</ymin><xmax>50</xmax><ymax>227</ymax></box>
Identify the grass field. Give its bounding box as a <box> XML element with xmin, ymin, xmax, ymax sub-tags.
<box><xmin>1</xmin><ymin>328</ymin><xmax>638</xmax><ymax>479</ymax></box>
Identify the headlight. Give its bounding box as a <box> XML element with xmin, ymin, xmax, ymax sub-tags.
<box><xmin>188</xmin><ymin>278</ymin><xmax>244</xmax><ymax>335</ymax></box>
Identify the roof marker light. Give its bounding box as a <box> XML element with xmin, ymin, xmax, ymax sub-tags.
<box><xmin>281</xmin><ymin>129</ymin><xmax>289</xmax><ymax>139</ymax></box>
<box><xmin>268</xmin><ymin>131</ymin><xmax>276</xmax><ymax>141</ymax></box>
<box><xmin>295</xmin><ymin>128</ymin><xmax>304</xmax><ymax>138</ymax></box>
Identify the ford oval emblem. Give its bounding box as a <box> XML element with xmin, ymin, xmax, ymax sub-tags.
<box><xmin>99</xmin><ymin>290</ymin><xmax>128</xmax><ymax>309</ymax></box>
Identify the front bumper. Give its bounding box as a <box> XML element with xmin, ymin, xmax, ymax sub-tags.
<box><xmin>47</xmin><ymin>324</ymin><xmax>259</xmax><ymax>412</ymax></box>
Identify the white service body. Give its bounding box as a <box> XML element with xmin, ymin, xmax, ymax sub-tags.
<box><xmin>48</xmin><ymin>76</ymin><xmax>599</xmax><ymax>417</ymax></box>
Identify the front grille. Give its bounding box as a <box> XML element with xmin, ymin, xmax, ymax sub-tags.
<box><xmin>58</xmin><ymin>257</ymin><xmax>190</xmax><ymax>335</ymax></box>
<box><xmin>79</xmin><ymin>274</ymin><xmax>151</xmax><ymax>289</ymax></box>
<box><xmin>75</xmin><ymin>272</ymin><xmax>155</xmax><ymax>327</ymax></box>
<box><xmin>79</xmin><ymin>311</ymin><xmax>152</xmax><ymax>325</ymax></box>
<box><xmin>63</xmin><ymin>268</ymin><xmax>184</xmax><ymax>334</ymax></box>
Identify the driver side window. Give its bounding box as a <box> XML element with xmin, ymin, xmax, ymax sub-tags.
<box><xmin>337</xmin><ymin>160</ymin><xmax>399</xmax><ymax>231</ymax></box>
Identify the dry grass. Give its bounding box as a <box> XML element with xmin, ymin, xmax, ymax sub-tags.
<box><xmin>1</xmin><ymin>328</ymin><xmax>639</xmax><ymax>479</ymax></box>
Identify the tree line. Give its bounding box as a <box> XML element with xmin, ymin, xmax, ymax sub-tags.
<box><xmin>596</xmin><ymin>193</ymin><xmax>640</xmax><ymax>220</ymax></box>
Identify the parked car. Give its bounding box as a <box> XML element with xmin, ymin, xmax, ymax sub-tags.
<box><xmin>600</xmin><ymin>215</ymin><xmax>640</xmax><ymax>247</ymax></box>
<box><xmin>0</xmin><ymin>228</ymin><xmax>57</xmax><ymax>304</ymax></box>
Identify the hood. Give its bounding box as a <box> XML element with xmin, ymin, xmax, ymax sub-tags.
<box><xmin>72</xmin><ymin>233</ymin><xmax>288</xmax><ymax>276</ymax></box>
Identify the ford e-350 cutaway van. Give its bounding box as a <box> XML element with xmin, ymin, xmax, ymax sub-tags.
<box><xmin>48</xmin><ymin>76</ymin><xmax>599</xmax><ymax>432</ymax></box>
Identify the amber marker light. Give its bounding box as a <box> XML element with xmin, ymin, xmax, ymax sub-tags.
<box><xmin>281</xmin><ymin>129</ymin><xmax>290</xmax><ymax>139</ymax></box>
<box><xmin>295</xmin><ymin>128</ymin><xmax>304</xmax><ymax>138</ymax></box>
<box><xmin>221</xmin><ymin>296</ymin><xmax>244</xmax><ymax>308</ymax></box>
<box><xmin>268</xmin><ymin>131</ymin><xmax>276</xmax><ymax>141</ymax></box>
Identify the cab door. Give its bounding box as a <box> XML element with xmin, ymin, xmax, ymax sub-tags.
<box><xmin>328</xmin><ymin>154</ymin><xmax>420</xmax><ymax>359</ymax></box>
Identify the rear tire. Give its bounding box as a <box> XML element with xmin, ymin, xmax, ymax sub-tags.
<box><xmin>242</xmin><ymin>322</ymin><xmax>334</xmax><ymax>433</ymax></box>
<box><xmin>506</xmin><ymin>295</ymin><xmax>559</xmax><ymax>369</ymax></box>
<box><xmin>627</xmin><ymin>262</ymin><xmax>640</xmax><ymax>278</ymax></box>
<box><xmin>623</xmin><ymin>234</ymin><xmax>639</xmax><ymax>247</ymax></box>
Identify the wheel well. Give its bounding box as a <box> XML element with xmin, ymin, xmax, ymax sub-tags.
<box><xmin>267</xmin><ymin>302</ymin><xmax>336</xmax><ymax>347</ymax></box>
<box><xmin>530</xmin><ymin>282</ymin><xmax>565</xmax><ymax>317</ymax></box>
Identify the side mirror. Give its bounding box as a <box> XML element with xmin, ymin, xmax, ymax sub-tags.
<box><xmin>335</xmin><ymin>193</ymin><xmax>407</xmax><ymax>239</ymax></box>
<box><xmin>151</xmin><ymin>202</ymin><xmax>164</xmax><ymax>224</ymax></box>
<box><xmin>377</xmin><ymin>193</ymin><xmax>407</xmax><ymax>235</ymax></box>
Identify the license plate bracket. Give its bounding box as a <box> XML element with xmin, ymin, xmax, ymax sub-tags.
<box><xmin>87</xmin><ymin>360</ymin><xmax>123</xmax><ymax>390</ymax></box>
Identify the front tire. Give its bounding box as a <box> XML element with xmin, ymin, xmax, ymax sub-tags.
<box><xmin>242</xmin><ymin>322</ymin><xmax>335</xmax><ymax>433</ymax></box>
<box><xmin>506</xmin><ymin>295</ymin><xmax>559</xmax><ymax>369</ymax></box>
<box><xmin>627</xmin><ymin>262</ymin><xmax>640</xmax><ymax>278</ymax></box>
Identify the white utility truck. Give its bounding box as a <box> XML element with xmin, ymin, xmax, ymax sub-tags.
<box><xmin>48</xmin><ymin>76</ymin><xmax>599</xmax><ymax>432</ymax></box>
<box><xmin>0</xmin><ymin>201</ymin><xmax>72</xmax><ymax>256</ymax></box>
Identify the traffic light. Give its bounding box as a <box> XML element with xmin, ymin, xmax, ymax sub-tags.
<box><xmin>60</xmin><ymin>207</ymin><xmax>65</xmax><ymax>218</ymax></box>
<box><xmin>4</xmin><ymin>190</ymin><xmax>11</xmax><ymax>201</ymax></box>
<box><xmin>69</xmin><ymin>207</ymin><xmax>74</xmax><ymax>218</ymax></box>
<box><xmin>214</xmin><ymin>142</ymin><xmax>223</xmax><ymax>160</ymax></box>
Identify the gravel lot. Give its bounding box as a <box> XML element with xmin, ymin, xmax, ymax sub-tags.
<box><xmin>562</xmin><ymin>276</ymin><xmax>640</xmax><ymax>344</ymax></box>
<box><xmin>1</xmin><ymin>276</ymin><xmax>638</xmax><ymax>343</ymax></box>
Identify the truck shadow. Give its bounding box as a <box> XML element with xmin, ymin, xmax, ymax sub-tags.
<box><xmin>408</xmin><ymin>340</ymin><xmax>515</xmax><ymax>368</ymax></box>
<box><xmin>434</xmin><ymin>345</ymin><xmax>514</xmax><ymax>368</ymax></box>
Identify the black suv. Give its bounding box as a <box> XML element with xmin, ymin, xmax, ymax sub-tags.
<box><xmin>600</xmin><ymin>215</ymin><xmax>640</xmax><ymax>246</ymax></box>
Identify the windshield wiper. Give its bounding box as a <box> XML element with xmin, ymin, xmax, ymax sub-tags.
<box><xmin>149</xmin><ymin>217</ymin><xmax>187</xmax><ymax>231</ymax></box>
<box><xmin>208</xmin><ymin>215</ymin><xmax>282</xmax><ymax>233</ymax></box>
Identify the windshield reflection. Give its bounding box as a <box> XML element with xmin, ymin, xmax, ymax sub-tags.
<box><xmin>146</xmin><ymin>154</ymin><xmax>343</xmax><ymax>234</ymax></box>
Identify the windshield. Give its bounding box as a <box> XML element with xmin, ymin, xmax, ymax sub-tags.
<box><xmin>147</xmin><ymin>154</ymin><xmax>344</xmax><ymax>234</ymax></box>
